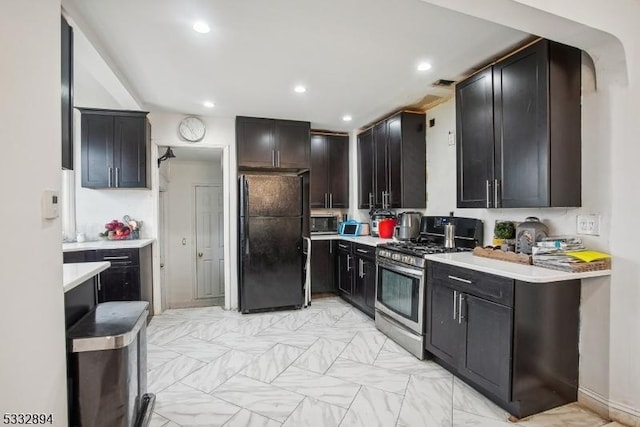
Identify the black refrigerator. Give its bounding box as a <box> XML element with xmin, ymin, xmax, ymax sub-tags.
<box><xmin>239</xmin><ymin>174</ymin><xmax>306</xmax><ymax>313</ymax></box>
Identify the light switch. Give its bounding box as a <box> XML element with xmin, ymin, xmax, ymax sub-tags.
<box><xmin>577</xmin><ymin>214</ymin><xmax>600</xmax><ymax>236</ymax></box>
<box><xmin>182</xmin><ymin>238</ymin><xmax>187</xmax><ymax>245</ymax></box>
<box><xmin>42</xmin><ymin>190</ymin><xmax>59</xmax><ymax>219</ymax></box>
<box><xmin>448</xmin><ymin>131</ymin><xmax>455</xmax><ymax>146</ymax></box>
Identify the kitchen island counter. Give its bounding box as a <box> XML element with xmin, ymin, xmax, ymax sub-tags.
<box><xmin>63</xmin><ymin>261</ymin><xmax>110</xmax><ymax>293</ymax></box>
<box><xmin>425</xmin><ymin>251</ymin><xmax>611</xmax><ymax>283</ymax></box>
<box><xmin>63</xmin><ymin>238</ymin><xmax>154</xmax><ymax>252</ymax></box>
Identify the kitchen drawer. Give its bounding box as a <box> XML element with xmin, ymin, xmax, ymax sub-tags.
<box><xmin>353</xmin><ymin>243</ymin><xmax>375</xmax><ymax>260</ymax></box>
<box><xmin>336</xmin><ymin>240</ymin><xmax>352</xmax><ymax>253</ymax></box>
<box><xmin>429</xmin><ymin>261</ymin><xmax>513</xmax><ymax>307</ymax></box>
<box><xmin>95</xmin><ymin>248</ymin><xmax>139</xmax><ymax>267</ymax></box>
<box><xmin>64</xmin><ymin>250</ymin><xmax>95</xmax><ymax>263</ymax></box>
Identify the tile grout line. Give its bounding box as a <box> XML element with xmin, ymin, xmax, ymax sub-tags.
<box><xmin>338</xmin><ymin>385</ymin><xmax>363</xmax><ymax>427</ymax></box>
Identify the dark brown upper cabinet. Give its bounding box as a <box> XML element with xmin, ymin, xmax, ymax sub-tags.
<box><xmin>79</xmin><ymin>108</ymin><xmax>150</xmax><ymax>189</ymax></box>
<box><xmin>357</xmin><ymin>111</ymin><xmax>426</xmax><ymax>210</ymax></box>
<box><xmin>456</xmin><ymin>39</ymin><xmax>581</xmax><ymax>208</ymax></box>
<box><xmin>310</xmin><ymin>132</ymin><xmax>349</xmax><ymax>209</ymax></box>
<box><xmin>236</xmin><ymin>116</ymin><xmax>310</xmax><ymax>170</ymax></box>
<box><xmin>61</xmin><ymin>16</ymin><xmax>74</xmax><ymax>170</ymax></box>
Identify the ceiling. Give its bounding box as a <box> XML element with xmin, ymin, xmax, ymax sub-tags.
<box><xmin>64</xmin><ymin>0</ymin><xmax>530</xmax><ymax>131</ymax></box>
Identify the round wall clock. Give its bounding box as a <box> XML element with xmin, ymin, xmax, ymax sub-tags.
<box><xmin>178</xmin><ymin>116</ymin><xmax>206</xmax><ymax>142</ymax></box>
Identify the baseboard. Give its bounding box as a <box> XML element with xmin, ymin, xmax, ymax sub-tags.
<box><xmin>579</xmin><ymin>387</ymin><xmax>640</xmax><ymax>426</ymax></box>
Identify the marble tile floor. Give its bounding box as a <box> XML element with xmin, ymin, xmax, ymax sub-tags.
<box><xmin>147</xmin><ymin>296</ymin><xmax>611</xmax><ymax>427</ymax></box>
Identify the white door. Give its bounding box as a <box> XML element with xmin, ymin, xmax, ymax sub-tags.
<box><xmin>195</xmin><ymin>185</ymin><xmax>224</xmax><ymax>299</ymax></box>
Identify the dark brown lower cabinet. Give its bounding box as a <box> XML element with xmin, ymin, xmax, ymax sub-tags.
<box><xmin>335</xmin><ymin>241</ymin><xmax>375</xmax><ymax>318</ymax></box>
<box><xmin>425</xmin><ymin>261</ymin><xmax>580</xmax><ymax>418</ymax></box>
<box><xmin>336</xmin><ymin>241</ymin><xmax>352</xmax><ymax>296</ymax></box>
<box><xmin>63</xmin><ymin>245</ymin><xmax>153</xmax><ymax>313</ymax></box>
<box><xmin>311</xmin><ymin>240</ymin><xmax>336</xmax><ymax>294</ymax></box>
<box><xmin>98</xmin><ymin>266</ymin><xmax>141</xmax><ymax>302</ymax></box>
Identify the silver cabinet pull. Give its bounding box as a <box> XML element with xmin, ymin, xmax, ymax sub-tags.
<box><xmin>277</xmin><ymin>150</ymin><xmax>281</xmax><ymax>167</ymax></box>
<box><xmin>448</xmin><ymin>275</ymin><xmax>472</xmax><ymax>284</ymax></box>
<box><xmin>115</xmin><ymin>167</ymin><xmax>120</xmax><ymax>188</ymax></box>
<box><xmin>494</xmin><ymin>179</ymin><xmax>501</xmax><ymax>208</ymax></box>
<box><xmin>324</xmin><ymin>193</ymin><xmax>328</xmax><ymax>208</ymax></box>
<box><xmin>485</xmin><ymin>180</ymin><xmax>492</xmax><ymax>208</ymax></box>
<box><xmin>359</xmin><ymin>259</ymin><xmax>364</xmax><ymax>278</ymax></box>
<box><xmin>103</xmin><ymin>255</ymin><xmax>130</xmax><ymax>260</ymax></box>
<box><xmin>329</xmin><ymin>193</ymin><xmax>333</xmax><ymax>208</ymax></box>
<box><xmin>458</xmin><ymin>294</ymin><xmax>465</xmax><ymax>324</ymax></box>
<box><xmin>338</xmin><ymin>244</ymin><xmax>348</xmax><ymax>249</ymax></box>
<box><xmin>356</xmin><ymin>248</ymin><xmax>368</xmax><ymax>254</ymax></box>
<box><xmin>368</xmin><ymin>193</ymin><xmax>374</xmax><ymax>209</ymax></box>
<box><xmin>346</xmin><ymin>254</ymin><xmax>352</xmax><ymax>271</ymax></box>
<box><xmin>271</xmin><ymin>150</ymin><xmax>276</xmax><ymax>167</ymax></box>
<box><xmin>453</xmin><ymin>290</ymin><xmax>458</xmax><ymax>320</ymax></box>
<box><xmin>108</xmin><ymin>167</ymin><xmax>113</xmax><ymax>188</ymax></box>
<box><xmin>329</xmin><ymin>243</ymin><xmax>333</xmax><ymax>254</ymax></box>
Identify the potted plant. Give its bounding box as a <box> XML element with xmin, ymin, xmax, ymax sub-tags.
<box><xmin>493</xmin><ymin>221</ymin><xmax>515</xmax><ymax>250</ymax></box>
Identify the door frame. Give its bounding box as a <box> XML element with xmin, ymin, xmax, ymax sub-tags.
<box><xmin>192</xmin><ymin>183</ymin><xmax>224</xmax><ymax>301</ymax></box>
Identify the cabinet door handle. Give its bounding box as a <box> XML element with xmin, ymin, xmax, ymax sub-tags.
<box><xmin>115</xmin><ymin>167</ymin><xmax>120</xmax><ymax>188</ymax></box>
<box><xmin>103</xmin><ymin>255</ymin><xmax>130</xmax><ymax>260</ymax></box>
<box><xmin>329</xmin><ymin>244</ymin><xmax>333</xmax><ymax>254</ymax></box>
<box><xmin>277</xmin><ymin>150</ymin><xmax>281</xmax><ymax>167</ymax></box>
<box><xmin>494</xmin><ymin>179</ymin><xmax>501</xmax><ymax>208</ymax></box>
<box><xmin>346</xmin><ymin>254</ymin><xmax>351</xmax><ymax>271</ymax></box>
<box><xmin>485</xmin><ymin>180</ymin><xmax>492</xmax><ymax>208</ymax></box>
<box><xmin>458</xmin><ymin>294</ymin><xmax>465</xmax><ymax>324</ymax></box>
<box><xmin>272</xmin><ymin>150</ymin><xmax>276</xmax><ymax>167</ymax></box>
<box><xmin>453</xmin><ymin>290</ymin><xmax>458</xmax><ymax>320</ymax></box>
<box><xmin>369</xmin><ymin>193</ymin><xmax>374</xmax><ymax>209</ymax></box>
<box><xmin>108</xmin><ymin>167</ymin><xmax>113</xmax><ymax>188</ymax></box>
<box><xmin>448</xmin><ymin>275</ymin><xmax>472</xmax><ymax>284</ymax></box>
<box><xmin>339</xmin><ymin>244</ymin><xmax>348</xmax><ymax>249</ymax></box>
<box><xmin>356</xmin><ymin>248</ymin><xmax>368</xmax><ymax>254</ymax></box>
<box><xmin>359</xmin><ymin>259</ymin><xmax>364</xmax><ymax>278</ymax></box>
<box><xmin>324</xmin><ymin>193</ymin><xmax>328</xmax><ymax>208</ymax></box>
<box><xmin>329</xmin><ymin>193</ymin><xmax>333</xmax><ymax>208</ymax></box>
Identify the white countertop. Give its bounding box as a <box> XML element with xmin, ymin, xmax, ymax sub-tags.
<box><xmin>310</xmin><ymin>234</ymin><xmax>392</xmax><ymax>247</ymax></box>
<box><xmin>63</xmin><ymin>238</ymin><xmax>155</xmax><ymax>252</ymax></box>
<box><xmin>63</xmin><ymin>262</ymin><xmax>110</xmax><ymax>293</ymax></box>
<box><xmin>424</xmin><ymin>252</ymin><xmax>611</xmax><ymax>283</ymax></box>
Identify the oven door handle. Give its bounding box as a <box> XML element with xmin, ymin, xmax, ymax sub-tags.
<box><xmin>377</xmin><ymin>260</ymin><xmax>423</xmax><ymax>279</ymax></box>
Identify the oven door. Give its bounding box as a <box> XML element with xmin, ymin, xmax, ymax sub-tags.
<box><xmin>375</xmin><ymin>258</ymin><xmax>425</xmax><ymax>335</ymax></box>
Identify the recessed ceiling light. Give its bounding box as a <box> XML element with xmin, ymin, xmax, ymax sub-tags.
<box><xmin>417</xmin><ymin>62</ymin><xmax>432</xmax><ymax>71</ymax></box>
<box><xmin>203</xmin><ymin>101</ymin><xmax>215</xmax><ymax>108</ymax></box>
<box><xmin>294</xmin><ymin>85</ymin><xmax>306</xmax><ymax>93</ymax></box>
<box><xmin>342</xmin><ymin>115</ymin><xmax>352</xmax><ymax>122</ymax></box>
<box><xmin>193</xmin><ymin>21</ymin><xmax>210</xmax><ymax>34</ymax></box>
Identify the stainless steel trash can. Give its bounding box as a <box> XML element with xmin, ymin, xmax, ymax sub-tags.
<box><xmin>67</xmin><ymin>301</ymin><xmax>155</xmax><ymax>427</ymax></box>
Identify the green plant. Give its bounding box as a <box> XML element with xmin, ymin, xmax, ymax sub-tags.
<box><xmin>494</xmin><ymin>221</ymin><xmax>515</xmax><ymax>239</ymax></box>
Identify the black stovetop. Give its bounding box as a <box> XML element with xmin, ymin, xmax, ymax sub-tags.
<box><xmin>378</xmin><ymin>237</ymin><xmax>472</xmax><ymax>257</ymax></box>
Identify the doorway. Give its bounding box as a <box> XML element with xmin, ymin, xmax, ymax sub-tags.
<box><xmin>160</xmin><ymin>147</ymin><xmax>225</xmax><ymax>309</ymax></box>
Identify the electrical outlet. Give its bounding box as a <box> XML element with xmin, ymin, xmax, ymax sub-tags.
<box><xmin>447</xmin><ymin>131</ymin><xmax>455</xmax><ymax>146</ymax></box>
<box><xmin>577</xmin><ymin>214</ymin><xmax>600</xmax><ymax>236</ymax></box>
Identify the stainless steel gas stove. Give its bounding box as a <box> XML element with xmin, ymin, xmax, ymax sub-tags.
<box><xmin>374</xmin><ymin>216</ymin><xmax>483</xmax><ymax>359</ymax></box>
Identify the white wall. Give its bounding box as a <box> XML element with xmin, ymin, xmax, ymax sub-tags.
<box><xmin>71</xmin><ymin>20</ymin><xmax>154</xmax><ymax>240</ymax></box>
<box><xmin>0</xmin><ymin>0</ymin><xmax>68</xmax><ymax>421</ymax></box>
<box><xmin>149</xmin><ymin>112</ymin><xmax>238</xmax><ymax>310</ymax></box>
<box><xmin>420</xmin><ymin>0</ymin><xmax>640</xmax><ymax>422</ymax></box>
<box><xmin>165</xmin><ymin>159</ymin><xmax>223</xmax><ymax>308</ymax></box>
